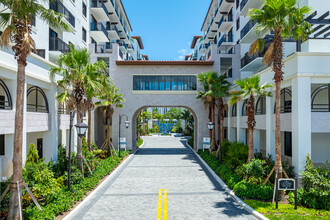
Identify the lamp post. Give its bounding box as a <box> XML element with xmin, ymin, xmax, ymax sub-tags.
<box><xmin>68</xmin><ymin>110</ymin><xmax>88</xmax><ymax>190</ymax></box>
<box><xmin>119</xmin><ymin>114</ymin><xmax>130</xmax><ymax>157</ymax></box>
<box><xmin>207</xmin><ymin>122</ymin><xmax>215</xmax><ymax>131</ymax></box>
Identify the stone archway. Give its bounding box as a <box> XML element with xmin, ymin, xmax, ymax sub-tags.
<box><xmin>131</xmin><ymin>106</ymin><xmax>198</xmax><ymax>152</ymax></box>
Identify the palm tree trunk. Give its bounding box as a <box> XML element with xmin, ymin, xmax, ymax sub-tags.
<box><xmin>87</xmin><ymin>108</ymin><xmax>92</xmax><ymax>150</ymax></box>
<box><xmin>247</xmin><ymin>94</ymin><xmax>256</xmax><ymax>162</ymax></box>
<box><xmin>273</xmin><ymin>27</ymin><xmax>283</xmax><ymax>178</ymax></box>
<box><xmin>8</xmin><ymin>56</ymin><xmax>26</xmax><ymax>220</ymax></box>
<box><xmin>216</xmin><ymin>98</ymin><xmax>224</xmax><ymax>161</ymax></box>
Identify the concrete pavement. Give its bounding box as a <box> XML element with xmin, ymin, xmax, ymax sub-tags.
<box><xmin>67</xmin><ymin>136</ymin><xmax>257</xmax><ymax>220</ymax></box>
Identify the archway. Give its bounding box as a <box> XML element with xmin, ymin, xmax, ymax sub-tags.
<box><xmin>131</xmin><ymin>106</ymin><xmax>198</xmax><ymax>152</ymax></box>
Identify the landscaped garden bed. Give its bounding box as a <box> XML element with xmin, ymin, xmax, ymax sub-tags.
<box><xmin>0</xmin><ymin>139</ymin><xmax>130</xmax><ymax>220</ymax></box>
<box><xmin>198</xmin><ymin>140</ymin><xmax>330</xmax><ymax>219</ymax></box>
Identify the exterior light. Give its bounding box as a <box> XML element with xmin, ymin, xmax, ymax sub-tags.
<box><xmin>207</xmin><ymin>122</ymin><xmax>215</xmax><ymax>131</ymax></box>
<box><xmin>124</xmin><ymin>120</ymin><xmax>130</xmax><ymax>128</ymax></box>
<box><xmin>75</xmin><ymin>122</ymin><xmax>88</xmax><ymax>137</ymax></box>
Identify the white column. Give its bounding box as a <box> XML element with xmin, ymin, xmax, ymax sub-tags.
<box><xmin>254</xmin><ymin>129</ymin><xmax>260</xmax><ymax>153</ymax></box>
<box><xmin>227</xmin><ymin>101</ymin><xmax>232</xmax><ymax>141</ymax></box>
<box><xmin>292</xmin><ymin>77</ymin><xmax>311</xmax><ymax>175</ymax></box>
<box><xmin>266</xmin><ymin>94</ymin><xmax>275</xmax><ymax>158</ymax></box>
<box><xmin>237</xmin><ymin>101</ymin><xmax>245</xmax><ymax>143</ymax></box>
<box><xmin>22</xmin><ymin>82</ymin><xmax>27</xmax><ymax>163</ymax></box>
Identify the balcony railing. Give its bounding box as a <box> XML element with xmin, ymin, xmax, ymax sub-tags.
<box><xmin>95</xmin><ymin>43</ymin><xmax>112</xmax><ymax>53</ymax></box>
<box><xmin>106</xmin><ymin>23</ymin><xmax>120</xmax><ymax>35</ymax></box>
<box><xmin>218</xmin><ymin>34</ymin><xmax>233</xmax><ymax>47</ymax></box>
<box><xmin>241</xmin><ymin>49</ymin><xmax>266</xmax><ymax>68</ymax></box>
<box><xmin>218</xmin><ymin>45</ymin><xmax>235</xmax><ymax>54</ymax></box>
<box><xmin>90</xmin><ymin>22</ymin><xmax>108</xmax><ymax>38</ymax></box>
<box><xmin>119</xmin><ymin>41</ymin><xmax>127</xmax><ymax>50</ymax></box>
<box><xmin>240</xmin><ymin>0</ymin><xmax>249</xmax><ymax>11</ymax></box>
<box><xmin>91</xmin><ymin>0</ymin><xmax>109</xmax><ymax>17</ymax></box>
<box><xmin>240</xmin><ymin>19</ymin><xmax>257</xmax><ymax>39</ymax></box>
<box><xmin>199</xmin><ymin>43</ymin><xmax>207</xmax><ymax>51</ymax></box>
<box><xmin>49</xmin><ymin>37</ymin><xmax>70</xmax><ymax>53</ymax></box>
<box><xmin>50</xmin><ymin>1</ymin><xmax>75</xmax><ymax>27</ymax></box>
<box><xmin>33</xmin><ymin>49</ymin><xmax>46</xmax><ymax>58</ymax></box>
<box><xmin>128</xmin><ymin>44</ymin><xmax>134</xmax><ymax>51</ymax></box>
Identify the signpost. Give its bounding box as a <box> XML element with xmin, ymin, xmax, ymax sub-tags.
<box><xmin>203</xmin><ymin>137</ymin><xmax>210</xmax><ymax>151</ymax></box>
<box><xmin>276</xmin><ymin>178</ymin><xmax>298</xmax><ymax>210</ymax></box>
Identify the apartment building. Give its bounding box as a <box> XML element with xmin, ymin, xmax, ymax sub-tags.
<box><xmin>0</xmin><ymin>0</ymin><xmax>145</xmax><ymax>180</ymax></box>
<box><xmin>192</xmin><ymin>0</ymin><xmax>330</xmax><ymax>175</ymax></box>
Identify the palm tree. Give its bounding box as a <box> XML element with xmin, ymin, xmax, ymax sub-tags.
<box><xmin>84</xmin><ymin>62</ymin><xmax>108</xmax><ymax>150</ymax></box>
<box><xmin>230</xmin><ymin>75</ymin><xmax>272</xmax><ymax>162</ymax></box>
<box><xmin>181</xmin><ymin>109</ymin><xmax>191</xmax><ymax>131</ymax></box>
<box><xmin>0</xmin><ymin>0</ymin><xmax>69</xmax><ymax>217</ymax></box>
<box><xmin>248</xmin><ymin>0</ymin><xmax>311</xmax><ymax>177</ymax></box>
<box><xmin>96</xmin><ymin>83</ymin><xmax>124</xmax><ymax>156</ymax></box>
<box><xmin>50</xmin><ymin>47</ymin><xmax>103</xmax><ymax>171</ymax></box>
<box><xmin>212</xmin><ymin>75</ymin><xmax>231</xmax><ymax>161</ymax></box>
<box><xmin>196</xmin><ymin>71</ymin><xmax>218</xmax><ymax>150</ymax></box>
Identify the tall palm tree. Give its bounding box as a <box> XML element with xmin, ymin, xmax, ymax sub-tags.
<box><xmin>196</xmin><ymin>71</ymin><xmax>218</xmax><ymax>150</ymax></box>
<box><xmin>0</xmin><ymin>0</ymin><xmax>69</xmax><ymax>218</ymax></box>
<box><xmin>212</xmin><ymin>75</ymin><xmax>231</xmax><ymax>161</ymax></box>
<box><xmin>96</xmin><ymin>83</ymin><xmax>124</xmax><ymax>156</ymax></box>
<box><xmin>248</xmin><ymin>0</ymin><xmax>311</xmax><ymax>177</ymax></box>
<box><xmin>50</xmin><ymin>47</ymin><xmax>102</xmax><ymax>171</ymax></box>
<box><xmin>84</xmin><ymin>62</ymin><xmax>107</xmax><ymax>150</ymax></box>
<box><xmin>230</xmin><ymin>75</ymin><xmax>272</xmax><ymax>162</ymax></box>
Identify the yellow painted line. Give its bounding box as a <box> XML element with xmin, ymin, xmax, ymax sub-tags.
<box><xmin>164</xmin><ymin>189</ymin><xmax>167</xmax><ymax>220</ymax></box>
<box><xmin>157</xmin><ymin>189</ymin><xmax>162</xmax><ymax>220</ymax></box>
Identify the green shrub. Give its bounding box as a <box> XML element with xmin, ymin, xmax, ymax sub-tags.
<box><xmin>234</xmin><ymin>180</ymin><xmax>273</xmax><ymax>200</ymax></box>
<box><xmin>223</xmin><ymin>141</ymin><xmax>248</xmax><ymax>170</ymax></box>
<box><xmin>289</xmin><ymin>154</ymin><xmax>330</xmax><ymax>210</ymax></box>
<box><xmin>137</xmin><ymin>138</ymin><xmax>143</xmax><ymax>147</ymax></box>
<box><xmin>237</xmin><ymin>159</ymin><xmax>267</xmax><ymax>185</ymax></box>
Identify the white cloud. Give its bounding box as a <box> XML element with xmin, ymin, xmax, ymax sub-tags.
<box><xmin>176</xmin><ymin>42</ymin><xmax>193</xmax><ymax>60</ymax></box>
<box><xmin>178</xmin><ymin>55</ymin><xmax>184</xmax><ymax>60</ymax></box>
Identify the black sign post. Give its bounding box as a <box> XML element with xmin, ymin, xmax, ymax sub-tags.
<box><xmin>276</xmin><ymin>178</ymin><xmax>298</xmax><ymax>210</ymax></box>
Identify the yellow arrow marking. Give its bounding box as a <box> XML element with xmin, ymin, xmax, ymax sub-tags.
<box><xmin>157</xmin><ymin>189</ymin><xmax>162</xmax><ymax>220</ymax></box>
<box><xmin>164</xmin><ymin>189</ymin><xmax>167</xmax><ymax>220</ymax></box>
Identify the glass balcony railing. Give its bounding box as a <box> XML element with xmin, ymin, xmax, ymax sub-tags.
<box><xmin>240</xmin><ymin>19</ymin><xmax>257</xmax><ymax>39</ymax></box>
<box><xmin>49</xmin><ymin>37</ymin><xmax>70</xmax><ymax>53</ymax></box>
<box><xmin>91</xmin><ymin>0</ymin><xmax>109</xmax><ymax>17</ymax></box>
<box><xmin>90</xmin><ymin>22</ymin><xmax>108</xmax><ymax>38</ymax></box>
<box><xmin>218</xmin><ymin>34</ymin><xmax>233</xmax><ymax>47</ymax></box>
<box><xmin>95</xmin><ymin>43</ymin><xmax>112</xmax><ymax>53</ymax></box>
<box><xmin>119</xmin><ymin>41</ymin><xmax>127</xmax><ymax>50</ymax></box>
<box><xmin>218</xmin><ymin>14</ymin><xmax>233</xmax><ymax>29</ymax></box>
<box><xmin>240</xmin><ymin>49</ymin><xmax>266</xmax><ymax>68</ymax></box>
<box><xmin>106</xmin><ymin>23</ymin><xmax>120</xmax><ymax>36</ymax></box>
<box><xmin>49</xmin><ymin>1</ymin><xmax>75</xmax><ymax>27</ymax></box>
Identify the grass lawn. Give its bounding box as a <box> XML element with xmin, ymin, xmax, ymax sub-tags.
<box><xmin>137</xmin><ymin>138</ymin><xmax>143</xmax><ymax>147</ymax></box>
<box><xmin>244</xmin><ymin>200</ymin><xmax>330</xmax><ymax>220</ymax></box>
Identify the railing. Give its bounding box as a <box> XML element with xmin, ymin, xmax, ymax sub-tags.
<box><xmin>119</xmin><ymin>41</ymin><xmax>127</xmax><ymax>50</ymax></box>
<box><xmin>218</xmin><ymin>45</ymin><xmax>235</xmax><ymax>54</ymax></box>
<box><xmin>49</xmin><ymin>37</ymin><xmax>70</xmax><ymax>53</ymax></box>
<box><xmin>218</xmin><ymin>14</ymin><xmax>233</xmax><ymax>29</ymax></box>
<box><xmin>50</xmin><ymin>1</ymin><xmax>75</xmax><ymax>27</ymax></box>
<box><xmin>240</xmin><ymin>19</ymin><xmax>257</xmax><ymax>39</ymax></box>
<box><xmin>128</xmin><ymin>44</ymin><xmax>134</xmax><ymax>51</ymax></box>
<box><xmin>218</xmin><ymin>34</ymin><xmax>233</xmax><ymax>47</ymax></box>
<box><xmin>91</xmin><ymin>0</ymin><xmax>109</xmax><ymax>17</ymax></box>
<box><xmin>241</xmin><ymin>49</ymin><xmax>266</xmax><ymax>68</ymax></box>
<box><xmin>90</xmin><ymin>22</ymin><xmax>108</xmax><ymax>38</ymax></box>
<box><xmin>240</xmin><ymin>0</ymin><xmax>249</xmax><ymax>11</ymax></box>
<box><xmin>33</xmin><ymin>49</ymin><xmax>46</xmax><ymax>58</ymax></box>
<box><xmin>199</xmin><ymin>56</ymin><xmax>206</xmax><ymax>61</ymax></box>
<box><xmin>95</xmin><ymin>43</ymin><xmax>112</xmax><ymax>53</ymax></box>
<box><xmin>106</xmin><ymin>23</ymin><xmax>120</xmax><ymax>36</ymax></box>
<box><xmin>199</xmin><ymin>44</ymin><xmax>207</xmax><ymax>51</ymax></box>
<box><xmin>119</xmin><ymin>49</ymin><xmax>123</xmax><ymax>59</ymax></box>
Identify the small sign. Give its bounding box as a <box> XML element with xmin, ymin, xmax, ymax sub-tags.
<box><xmin>119</xmin><ymin>137</ymin><xmax>126</xmax><ymax>149</ymax></box>
<box><xmin>278</xmin><ymin>178</ymin><xmax>295</xmax><ymax>190</ymax></box>
<box><xmin>203</xmin><ymin>137</ymin><xmax>211</xmax><ymax>151</ymax></box>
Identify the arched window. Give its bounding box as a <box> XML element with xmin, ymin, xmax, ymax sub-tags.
<box><xmin>27</xmin><ymin>86</ymin><xmax>49</xmax><ymax>113</ymax></box>
<box><xmin>241</xmin><ymin>100</ymin><xmax>248</xmax><ymax>116</ymax></box>
<box><xmin>311</xmin><ymin>84</ymin><xmax>330</xmax><ymax>112</ymax></box>
<box><xmin>231</xmin><ymin>103</ymin><xmax>237</xmax><ymax>117</ymax></box>
<box><xmin>0</xmin><ymin>79</ymin><xmax>12</xmax><ymax>110</ymax></box>
<box><xmin>223</xmin><ymin>104</ymin><xmax>228</xmax><ymax>117</ymax></box>
<box><xmin>256</xmin><ymin>96</ymin><xmax>266</xmax><ymax>115</ymax></box>
<box><xmin>274</xmin><ymin>88</ymin><xmax>292</xmax><ymax>113</ymax></box>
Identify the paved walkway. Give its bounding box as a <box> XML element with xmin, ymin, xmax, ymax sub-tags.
<box><xmin>68</xmin><ymin>136</ymin><xmax>257</xmax><ymax>220</ymax></box>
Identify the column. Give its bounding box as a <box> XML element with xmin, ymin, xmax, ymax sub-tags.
<box><xmin>266</xmin><ymin>94</ymin><xmax>275</xmax><ymax>158</ymax></box>
<box><xmin>254</xmin><ymin>129</ymin><xmax>261</xmax><ymax>153</ymax></box>
<box><xmin>237</xmin><ymin>101</ymin><xmax>245</xmax><ymax>143</ymax></box>
<box><xmin>227</xmin><ymin>101</ymin><xmax>232</xmax><ymax>141</ymax></box>
<box><xmin>22</xmin><ymin>82</ymin><xmax>27</xmax><ymax>163</ymax></box>
<box><xmin>292</xmin><ymin>77</ymin><xmax>311</xmax><ymax>175</ymax></box>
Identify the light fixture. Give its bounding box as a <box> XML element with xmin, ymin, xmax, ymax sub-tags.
<box><xmin>207</xmin><ymin>122</ymin><xmax>215</xmax><ymax>131</ymax></box>
<box><xmin>124</xmin><ymin>120</ymin><xmax>130</xmax><ymax>128</ymax></box>
<box><xmin>75</xmin><ymin>122</ymin><xmax>88</xmax><ymax>137</ymax></box>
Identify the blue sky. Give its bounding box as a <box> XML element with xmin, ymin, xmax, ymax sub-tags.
<box><xmin>122</xmin><ymin>0</ymin><xmax>210</xmax><ymax>60</ymax></box>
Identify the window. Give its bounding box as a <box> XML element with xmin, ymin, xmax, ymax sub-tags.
<box><xmin>0</xmin><ymin>135</ymin><xmax>4</xmax><ymax>155</ymax></box>
<box><xmin>231</xmin><ymin>103</ymin><xmax>237</xmax><ymax>117</ymax></box>
<box><xmin>220</xmin><ymin>57</ymin><xmax>233</xmax><ymax>77</ymax></box>
<box><xmin>133</xmin><ymin>76</ymin><xmax>197</xmax><ymax>91</ymax></box>
<box><xmin>31</xmin><ymin>15</ymin><xmax>36</xmax><ymax>27</ymax></box>
<box><xmin>82</xmin><ymin>2</ymin><xmax>87</xmax><ymax>17</ymax></box>
<box><xmin>284</xmin><ymin>132</ymin><xmax>292</xmax><ymax>157</ymax></box>
<box><xmin>37</xmin><ymin>138</ymin><xmax>43</xmax><ymax>158</ymax></box>
<box><xmin>0</xmin><ymin>79</ymin><xmax>12</xmax><ymax>110</ymax></box>
<box><xmin>224</xmin><ymin>128</ymin><xmax>228</xmax><ymax>140</ymax></box>
<box><xmin>26</xmin><ymin>86</ymin><xmax>49</xmax><ymax>113</ymax></box>
<box><xmin>82</xmin><ymin>27</ymin><xmax>87</xmax><ymax>42</ymax></box>
<box><xmin>256</xmin><ymin>96</ymin><xmax>266</xmax><ymax>115</ymax></box>
<box><xmin>236</xmin><ymin>17</ymin><xmax>240</xmax><ymax>30</ymax></box>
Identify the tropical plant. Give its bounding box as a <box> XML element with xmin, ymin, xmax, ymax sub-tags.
<box><xmin>196</xmin><ymin>71</ymin><xmax>219</xmax><ymax>150</ymax></box>
<box><xmin>212</xmin><ymin>75</ymin><xmax>231</xmax><ymax>161</ymax></box>
<box><xmin>248</xmin><ymin>0</ymin><xmax>312</xmax><ymax>178</ymax></box>
<box><xmin>181</xmin><ymin>109</ymin><xmax>194</xmax><ymax>135</ymax></box>
<box><xmin>0</xmin><ymin>0</ymin><xmax>69</xmax><ymax>217</ymax></box>
<box><xmin>230</xmin><ymin>75</ymin><xmax>272</xmax><ymax>162</ymax></box>
<box><xmin>96</xmin><ymin>83</ymin><xmax>124</xmax><ymax>156</ymax></box>
<box><xmin>50</xmin><ymin>46</ymin><xmax>105</xmax><ymax>171</ymax></box>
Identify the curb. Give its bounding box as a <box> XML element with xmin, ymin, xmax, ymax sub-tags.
<box><xmin>185</xmin><ymin>141</ymin><xmax>268</xmax><ymax>220</ymax></box>
<box><xmin>63</xmin><ymin>153</ymin><xmax>134</xmax><ymax>220</ymax></box>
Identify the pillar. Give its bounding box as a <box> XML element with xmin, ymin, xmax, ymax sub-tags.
<box><xmin>266</xmin><ymin>94</ymin><xmax>275</xmax><ymax>158</ymax></box>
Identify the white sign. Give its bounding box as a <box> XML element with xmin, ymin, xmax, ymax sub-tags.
<box><xmin>119</xmin><ymin>137</ymin><xmax>126</xmax><ymax>151</ymax></box>
<box><xmin>203</xmin><ymin>137</ymin><xmax>211</xmax><ymax>151</ymax></box>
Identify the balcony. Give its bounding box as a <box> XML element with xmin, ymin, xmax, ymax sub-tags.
<box><xmin>240</xmin><ymin>0</ymin><xmax>264</xmax><ymax>17</ymax></box>
<box><xmin>106</xmin><ymin>23</ymin><xmax>120</xmax><ymax>40</ymax></box>
<box><xmin>218</xmin><ymin>0</ymin><xmax>234</xmax><ymax>13</ymax></box>
<box><xmin>199</xmin><ymin>44</ymin><xmax>207</xmax><ymax>53</ymax></box>
<box><xmin>90</xmin><ymin>22</ymin><xmax>109</xmax><ymax>43</ymax></box>
<box><xmin>49</xmin><ymin>1</ymin><xmax>75</xmax><ymax>30</ymax></box>
<box><xmin>95</xmin><ymin>43</ymin><xmax>112</xmax><ymax>53</ymax></box>
<box><xmin>240</xmin><ymin>19</ymin><xmax>260</xmax><ymax>43</ymax></box>
<box><xmin>127</xmin><ymin>44</ymin><xmax>134</xmax><ymax>53</ymax></box>
<box><xmin>91</xmin><ymin>0</ymin><xmax>110</xmax><ymax>22</ymax></box>
<box><xmin>218</xmin><ymin>34</ymin><xmax>233</xmax><ymax>48</ymax></box>
<box><xmin>104</xmin><ymin>0</ymin><xmax>115</xmax><ymax>13</ymax></box>
<box><xmin>240</xmin><ymin>50</ymin><xmax>267</xmax><ymax>73</ymax></box>
<box><xmin>49</xmin><ymin>37</ymin><xmax>70</xmax><ymax>56</ymax></box>
<box><xmin>119</xmin><ymin>41</ymin><xmax>127</xmax><ymax>52</ymax></box>
<box><xmin>218</xmin><ymin>14</ymin><xmax>233</xmax><ymax>32</ymax></box>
